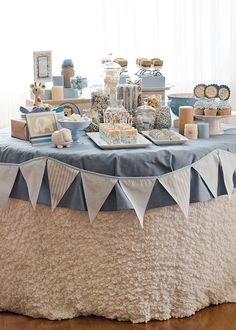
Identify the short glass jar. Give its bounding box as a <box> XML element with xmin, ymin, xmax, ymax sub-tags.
<box><xmin>135</xmin><ymin>99</ymin><xmax>156</xmax><ymax>132</ymax></box>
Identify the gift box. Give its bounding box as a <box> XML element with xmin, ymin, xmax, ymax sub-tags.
<box><xmin>141</xmin><ymin>75</ymin><xmax>165</xmax><ymax>89</ymax></box>
<box><xmin>11</xmin><ymin>119</ymin><xmax>29</xmax><ymax>141</ymax></box>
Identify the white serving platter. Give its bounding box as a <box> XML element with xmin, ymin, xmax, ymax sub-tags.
<box><xmin>141</xmin><ymin>130</ymin><xmax>188</xmax><ymax>145</ymax></box>
<box><xmin>86</xmin><ymin>132</ymin><xmax>152</xmax><ymax>149</ymax></box>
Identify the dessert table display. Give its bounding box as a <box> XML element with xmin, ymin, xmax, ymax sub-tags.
<box><xmin>1</xmin><ymin>126</ymin><xmax>236</xmax><ymax>323</ymax></box>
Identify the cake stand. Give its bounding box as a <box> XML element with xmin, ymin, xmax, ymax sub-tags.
<box><xmin>194</xmin><ymin>115</ymin><xmax>234</xmax><ymax>135</ymax></box>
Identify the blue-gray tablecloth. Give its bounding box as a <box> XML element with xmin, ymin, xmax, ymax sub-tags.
<box><xmin>1</xmin><ymin>127</ymin><xmax>236</xmax><ymax>211</ymax></box>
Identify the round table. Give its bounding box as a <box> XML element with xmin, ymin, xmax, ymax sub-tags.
<box><xmin>0</xmin><ymin>128</ymin><xmax>236</xmax><ymax>323</ymax></box>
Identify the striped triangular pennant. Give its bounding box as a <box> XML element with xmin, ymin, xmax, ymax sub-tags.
<box><xmin>158</xmin><ymin>167</ymin><xmax>191</xmax><ymax>218</ymax></box>
<box><xmin>219</xmin><ymin>150</ymin><xmax>236</xmax><ymax>197</ymax></box>
<box><xmin>119</xmin><ymin>178</ymin><xmax>156</xmax><ymax>227</ymax></box>
<box><xmin>20</xmin><ymin>158</ymin><xmax>46</xmax><ymax>209</ymax></box>
<box><xmin>47</xmin><ymin>159</ymin><xmax>79</xmax><ymax>210</ymax></box>
<box><xmin>0</xmin><ymin>164</ymin><xmax>19</xmax><ymax>207</ymax></box>
<box><xmin>192</xmin><ymin>152</ymin><xmax>219</xmax><ymax>198</ymax></box>
<box><xmin>81</xmin><ymin>172</ymin><xmax>117</xmax><ymax>222</ymax></box>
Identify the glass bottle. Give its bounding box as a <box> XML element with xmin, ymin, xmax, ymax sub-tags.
<box><xmin>135</xmin><ymin>99</ymin><xmax>156</xmax><ymax>132</ymax></box>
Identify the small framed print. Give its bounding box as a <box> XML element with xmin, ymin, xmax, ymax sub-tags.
<box><xmin>26</xmin><ymin>112</ymin><xmax>58</xmax><ymax>139</ymax></box>
<box><xmin>33</xmin><ymin>50</ymin><xmax>52</xmax><ymax>82</ymax></box>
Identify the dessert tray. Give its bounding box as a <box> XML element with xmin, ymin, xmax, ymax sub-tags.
<box><xmin>86</xmin><ymin>132</ymin><xmax>152</xmax><ymax>150</ymax></box>
<box><xmin>141</xmin><ymin>130</ymin><xmax>188</xmax><ymax>145</ymax></box>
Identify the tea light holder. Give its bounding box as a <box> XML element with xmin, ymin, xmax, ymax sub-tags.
<box><xmin>184</xmin><ymin>123</ymin><xmax>198</xmax><ymax>139</ymax></box>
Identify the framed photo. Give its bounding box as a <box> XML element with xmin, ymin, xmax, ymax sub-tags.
<box><xmin>26</xmin><ymin>112</ymin><xmax>58</xmax><ymax>139</ymax></box>
<box><xmin>33</xmin><ymin>50</ymin><xmax>52</xmax><ymax>82</ymax></box>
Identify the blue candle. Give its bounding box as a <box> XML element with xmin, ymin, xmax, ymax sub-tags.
<box><xmin>197</xmin><ymin>122</ymin><xmax>209</xmax><ymax>139</ymax></box>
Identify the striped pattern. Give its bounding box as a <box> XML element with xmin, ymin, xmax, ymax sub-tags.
<box><xmin>81</xmin><ymin>172</ymin><xmax>117</xmax><ymax>222</ymax></box>
<box><xmin>47</xmin><ymin>159</ymin><xmax>79</xmax><ymax>210</ymax></box>
<box><xmin>219</xmin><ymin>150</ymin><xmax>236</xmax><ymax>196</ymax></box>
<box><xmin>193</xmin><ymin>153</ymin><xmax>219</xmax><ymax>198</ymax></box>
<box><xmin>119</xmin><ymin>178</ymin><xmax>156</xmax><ymax>227</ymax></box>
<box><xmin>0</xmin><ymin>164</ymin><xmax>19</xmax><ymax>207</ymax></box>
<box><xmin>158</xmin><ymin>167</ymin><xmax>191</xmax><ymax>218</ymax></box>
<box><xmin>20</xmin><ymin>159</ymin><xmax>46</xmax><ymax>209</ymax></box>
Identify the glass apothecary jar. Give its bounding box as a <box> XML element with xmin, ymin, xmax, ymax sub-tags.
<box><xmin>103</xmin><ymin>54</ymin><xmax>121</xmax><ymax>105</ymax></box>
<box><xmin>135</xmin><ymin>99</ymin><xmax>156</xmax><ymax>132</ymax></box>
<box><xmin>156</xmin><ymin>100</ymin><xmax>172</xmax><ymax>129</ymax></box>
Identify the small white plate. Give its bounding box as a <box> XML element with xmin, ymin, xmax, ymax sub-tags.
<box><xmin>141</xmin><ymin>130</ymin><xmax>188</xmax><ymax>145</ymax></box>
<box><xmin>86</xmin><ymin>132</ymin><xmax>152</xmax><ymax>149</ymax></box>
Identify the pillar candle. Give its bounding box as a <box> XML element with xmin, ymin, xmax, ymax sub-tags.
<box><xmin>179</xmin><ymin>106</ymin><xmax>193</xmax><ymax>135</ymax></box>
<box><xmin>184</xmin><ymin>123</ymin><xmax>198</xmax><ymax>139</ymax></box>
<box><xmin>51</xmin><ymin>86</ymin><xmax>64</xmax><ymax>100</ymax></box>
<box><xmin>197</xmin><ymin>122</ymin><xmax>209</xmax><ymax>139</ymax></box>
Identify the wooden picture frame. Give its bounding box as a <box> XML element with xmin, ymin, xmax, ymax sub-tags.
<box><xmin>33</xmin><ymin>50</ymin><xmax>52</xmax><ymax>83</ymax></box>
<box><xmin>26</xmin><ymin>112</ymin><xmax>58</xmax><ymax>139</ymax></box>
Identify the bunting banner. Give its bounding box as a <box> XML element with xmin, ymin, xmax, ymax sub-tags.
<box><xmin>0</xmin><ymin>164</ymin><xmax>19</xmax><ymax>207</ymax></box>
<box><xmin>192</xmin><ymin>152</ymin><xmax>219</xmax><ymax>198</ymax></box>
<box><xmin>81</xmin><ymin>172</ymin><xmax>117</xmax><ymax>222</ymax></box>
<box><xmin>20</xmin><ymin>158</ymin><xmax>46</xmax><ymax>209</ymax></box>
<box><xmin>158</xmin><ymin>167</ymin><xmax>191</xmax><ymax>218</ymax></box>
<box><xmin>47</xmin><ymin>159</ymin><xmax>79</xmax><ymax>210</ymax></box>
<box><xmin>219</xmin><ymin>150</ymin><xmax>236</xmax><ymax>197</ymax></box>
<box><xmin>0</xmin><ymin>149</ymin><xmax>236</xmax><ymax>226</ymax></box>
<box><xmin>119</xmin><ymin>178</ymin><xmax>156</xmax><ymax>227</ymax></box>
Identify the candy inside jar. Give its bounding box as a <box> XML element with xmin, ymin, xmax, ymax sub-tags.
<box><xmin>155</xmin><ymin>100</ymin><xmax>172</xmax><ymax>129</ymax></box>
<box><xmin>103</xmin><ymin>54</ymin><xmax>121</xmax><ymax>105</ymax></box>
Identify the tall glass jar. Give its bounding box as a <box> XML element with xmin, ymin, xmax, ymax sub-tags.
<box><xmin>103</xmin><ymin>54</ymin><xmax>121</xmax><ymax>106</ymax></box>
<box><xmin>155</xmin><ymin>100</ymin><xmax>172</xmax><ymax>129</ymax></box>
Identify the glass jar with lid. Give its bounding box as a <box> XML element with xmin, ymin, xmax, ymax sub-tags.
<box><xmin>103</xmin><ymin>54</ymin><xmax>121</xmax><ymax>106</ymax></box>
<box><xmin>135</xmin><ymin>98</ymin><xmax>156</xmax><ymax>132</ymax></box>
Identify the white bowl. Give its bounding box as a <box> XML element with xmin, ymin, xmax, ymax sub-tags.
<box><xmin>58</xmin><ymin>118</ymin><xmax>91</xmax><ymax>141</ymax></box>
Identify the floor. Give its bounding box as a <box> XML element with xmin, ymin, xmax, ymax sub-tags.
<box><xmin>0</xmin><ymin>303</ymin><xmax>236</xmax><ymax>330</ymax></box>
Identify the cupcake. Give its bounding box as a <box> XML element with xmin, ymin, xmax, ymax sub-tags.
<box><xmin>217</xmin><ymin>100</ymin><xmax>231</xmax><ymax>116</ymax></box>
<box><xmin>204</xmin><ymin>99</ymin><xmax>218</xmax><ymax>116</ymax></box>
<box><xmin>193</xmin><ymin>99</ymin><xmax>206</xmax><ymax>115</ymax></box>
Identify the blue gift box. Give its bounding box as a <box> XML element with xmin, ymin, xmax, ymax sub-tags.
<box><xmin>53</xmin><ymin>76</ymin><xmax>64</xmax><ymax>87</ymax></box>
<box><xmin>64</xmin><ymin>88</ymin><xmax>79</xmax><ymax>99</ymax></box>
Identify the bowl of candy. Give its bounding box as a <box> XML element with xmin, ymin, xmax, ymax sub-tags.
<box><xmin>167</xmin><ymin>93</ymin><xmax>196</xmax><ymax>116</ymax></box>
<box><xmin>58</xmin><ymin>114</ymin><xmax>91</xmax><ymax>142</ymax></box>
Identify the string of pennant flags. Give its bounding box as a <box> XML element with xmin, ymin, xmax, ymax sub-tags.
<box><xmin>0</xmin><ymin>149</ymin><xmax>236</xmax><ymax>227</ymax></box>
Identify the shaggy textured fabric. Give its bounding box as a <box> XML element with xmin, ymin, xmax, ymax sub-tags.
<box><xmin>0</xmin><ymin>196</ymin><xmax>236</xmax><ymax>323</ymax></box>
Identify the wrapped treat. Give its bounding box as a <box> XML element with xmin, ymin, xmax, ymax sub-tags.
<box><xmin>193</xmin><ymin>99</ymin><xmax>207</xmax><ymax>115</ymax></box>
<box><xmin>204</xmin><ymin>99</ymin><xmax>218</xmax><ymax>116</ymax></box>
<box><xmin>217</xmin><ymin>100</ymin><xmax>231</xmax><ymax>116</ymax></box>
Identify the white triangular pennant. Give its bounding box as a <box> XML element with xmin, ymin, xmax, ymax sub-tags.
<box><xmin>81</xmin><ymin>172</ymin><xmax>117</xmax><ymax>222</ymax></box>
<box><xmin>20</xmin><ymin>158</ymin><xmax>46</xmax><ymax>209</ymax></box>
<box><xmin>158</xmin><ymin>167</ymin><xmax>191</xmax><ymax>218</ymax></box>
<box><xmin>119</xmin><ymin>178</ymin><xmax>156</xmax><ymax>227</ymax></box>
<box><xmin>47</xmin><ymin>159</ymin><xmax>79</xmax><ymax>210</ymax></box>
<box><xmin>192</xmin><ymin>152</ymin><xmax>219</xmax><ymax>198</ymax></box>
<box><xmin>219</xmin><ymin>150</ymin><xmax>236</xmax><ymax>197</ymax></box>
<box><xmin>0</xmin><ymin>164</ymin><xmax>19</xmax><ymax>207</ymax></box>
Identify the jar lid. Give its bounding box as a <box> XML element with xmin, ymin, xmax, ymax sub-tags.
<box><xmin>114</xmin><ymin>58</ymin><xmax>128</xmax><ymax>67</ymax></box>
<box><xmin>137</xmin><ymin>98</ymin><xmax>156</xmax><ymax>112</ymax></box>
<box><xmin>103</xmin><ymin>54</ymin><xmax>121</xmax><ymax>70</ymax></box>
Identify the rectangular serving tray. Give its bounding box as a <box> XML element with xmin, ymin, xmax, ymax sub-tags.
<box><xmin>141</xmin><ymin>130</ymin><xmax>188</xmax><ymax>145</ymax></box>
<box><xmin>86</xmin><ymin>132</ymin><xmax>152</xmax><ymax>150</ymax></box>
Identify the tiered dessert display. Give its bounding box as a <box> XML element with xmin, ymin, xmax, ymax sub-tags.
<box><xmin>193</xmin><ymin>83</ymin><xmax>232</xmax><ymax>135</ymax></box>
